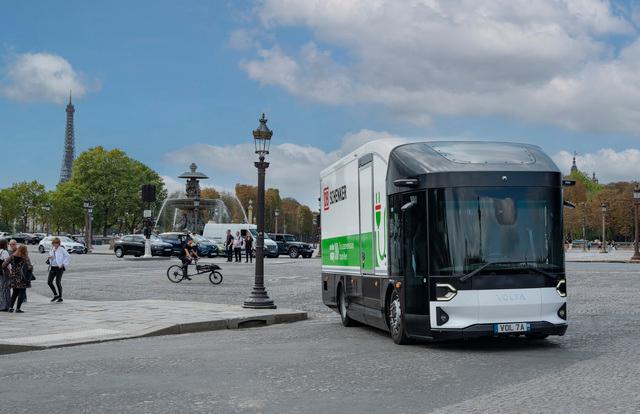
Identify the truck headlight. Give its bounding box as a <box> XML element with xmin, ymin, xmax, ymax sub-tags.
<box><xmin>556</xmin><ymin>279</ymin><xmax>567</xmax><ymax>297</ymax></box>
<box><xmin>435</xmin><ymin>283</ymin><xmax>457</xmax><ymax>301</ymax></box>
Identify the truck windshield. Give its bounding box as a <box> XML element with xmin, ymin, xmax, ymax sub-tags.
<box><xmin>428</xmin><ymin>187</ymin><xmax>563</xmax><ymax>276</ymax></box>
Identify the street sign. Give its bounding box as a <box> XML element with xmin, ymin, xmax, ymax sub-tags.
<box><xmin>143</xmin><ymin>209</ymin><xmax>152</xmax><ymax>218</ymax></box>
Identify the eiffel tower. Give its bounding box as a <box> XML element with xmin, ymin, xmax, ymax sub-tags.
<box><xmin>59</xmin><ymin>91</ymin><xmax>75</xmax><ymax>183</ymax></box>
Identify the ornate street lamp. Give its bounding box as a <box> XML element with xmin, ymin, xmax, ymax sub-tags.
<box><xmin>274</xmin><ymin>208</ymin><xmax>279</xmax><ymax>233</ymax></box>
<box><xmin>243</xmin><ymin>114</ymin><xmax>276</xmax><ymax>309</ymax></box>
<box><xmin>83</xmin><ymin>199</ymin><xmax>94</xmax><ymax>253</ymax></box>
<box><xmin>600</xmin><ymin>203</ymin><xmax>608</xmax><ymax>253</ymax></box>
<box><xmin>632</xmin><ymin>185</ymin><xmax>640</xmax><ymax>261</ymax></box>
<box><xmin>193</xmin><ymin>196</ymin><xmax>200</xmax><ymax>235</ymax></box>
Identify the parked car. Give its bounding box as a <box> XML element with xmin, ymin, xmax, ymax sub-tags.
<box><xmin>268</xmin><ymin>233</ymin><xmax>314</xmax><ymax>258</ymax></box>
<box><xmin>0</xmin><ymin>231</ymin><xmax>9</xmax><ymax>239</ymax></box>
<box><xmin>248</xmin><ymin>229</ymin><xmax>279</xmax><ymax>258</ymax></box>
<box><xmin>192</xmin><ymin>234</ymin><xmax>219</xmax><ymax>257</ymax></box>
<box><xmin>8</xmin><ymin>233</ymin><xmax>41</xmax><ymax>245</ymax></box>
<box><xmin>38</xmin><ymin>236</ymin><xmax>87</xmax><ymax>254</ymax></box>
<box><xmin>158</xmin><ymin>233</ymin><xmax>219</xmax><ymax>258</ymax></box>
<box><xmin>33</xmin><ymin>232</ymin><xmax>47</xmax><ymax>240</ymax></box>
<box><xmin>113</xmin><ymin>234</ymin><xmax>174</xmax><ymax>258</ymax></box>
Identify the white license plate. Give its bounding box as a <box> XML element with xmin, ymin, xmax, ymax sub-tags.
<box><xmin>494</xmin><ymin>322</ymin><xmax>530</xmax><ymax>334</ymax></box>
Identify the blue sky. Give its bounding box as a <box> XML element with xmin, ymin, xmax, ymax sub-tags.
<box><xmin>2</xmin><ymin>0</ymin><xmax>640</xmax><ymax>206</ymax></box>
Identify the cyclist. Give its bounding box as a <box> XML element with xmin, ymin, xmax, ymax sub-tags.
<box><xmin>178</xmin><ymin>235</ymin><xmax>199</xmax><ymax>280</ymax></box>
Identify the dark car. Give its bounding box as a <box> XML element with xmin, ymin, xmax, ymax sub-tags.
<box><xmin>113</xmin><ymin>234</ymin><xmax>174</xmax><ymax>258</ymax></box>
<box><xmin>192</xmin><ymin>235</ymin><xmax>219</xmax><ymax>258</ymax></box>
<box><xmin>9</xmin><ymin>233</ymin><xmax>40</xmax><ymax>245</ymax></box>
<box><xmin>158</xmin><ymin>232</ymin><xmax>218</xmax><ymax>258</ymax></box>
<box><xmin>268</xmin><ymin>233</ymin><xmax>314</xmax><ymax>258</ymax></box>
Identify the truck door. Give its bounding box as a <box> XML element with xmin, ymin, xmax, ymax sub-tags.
<box><xmin>359</xmin><ymin>160</ymin><xmax>374</xmax><ymax>274</ymax></box>
<box><xmin>401</xmin><ymin>192</ymin><xmax>429</xmax><ymax>316</ymax></box>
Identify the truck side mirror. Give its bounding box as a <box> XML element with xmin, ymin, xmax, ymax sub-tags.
<box><xmin>394</xmin><ymin>178</ymin><xmax>419</xmax><ymax>188</ymax></box>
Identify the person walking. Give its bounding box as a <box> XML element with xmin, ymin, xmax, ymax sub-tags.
<box><xmin>0</xmin><ymin>239</ymin><xmax>11</xmax><ymax>312</ymax></box>
<box><xmin>7</xmin><ymin>239</ymin><xmax>28</xmax><ymax>303</ymax></box>
<box><xmin>47</xmin><ymin>237</ymin><xmax>70</xmax><ymax>303</ymax></box>
<box><xmin>244</xmin><ymin>233</ymin><xmax>253</xmax><ymax>263</ymax></box>
<box><xmin>233</xmin><ymin>231</ymin><xmax>243</xmax><ymax>262</ymax></box>
<box><xmin>2</xmin><ymin>244</ymin><xmax>33</xmax><ymax>313</ymax></box>
<box><xmin>225</xmin><ymin>230</ymin><xmax>234</xmax><ymax>262</ymax></box>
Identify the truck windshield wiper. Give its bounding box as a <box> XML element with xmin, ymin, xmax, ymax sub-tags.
<box><xmin>459</xmin><ymin>261</ymin><xmax>522</xmax><ymax>282</ymax></box>
<box><xmin>459</xmin><ymin>261</ymin><xmax>559</xmax><ymax>282</ymax></box>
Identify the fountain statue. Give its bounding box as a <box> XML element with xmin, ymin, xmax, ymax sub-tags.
<box><xmin>155</xmin><ymin>163</ymin><xmax>239</xmax><ymax>234</ymax></box>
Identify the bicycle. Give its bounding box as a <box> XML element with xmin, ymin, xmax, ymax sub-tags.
<box><xmin>166</xmin><ymin>258</ymin><xmax>223</xmax><ymax>285</ymax></box>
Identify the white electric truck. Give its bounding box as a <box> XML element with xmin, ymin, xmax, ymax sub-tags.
<box><xmin>320</xmin><ymin>140</ymin><xmax>568</xmax><ymax>344</ymax></box>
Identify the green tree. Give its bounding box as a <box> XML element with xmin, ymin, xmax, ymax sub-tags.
<box><xmin>0</xmin><ymin>187</ymin><xmax>19</xmax><ymax>232</ymax></box>
<box><xmin>66</xmin><ymin>147</ymin><xmax>166</xmax><ymax>236</ymax></box>
<box><xmin>265</xmin><ymin>188</ymin><xmax>282</xmax><ymax>232</ymax></box>
<box><xmin>48</xmin><ymin>183</ymin><xmax>85</xmax><ymax>234</ymax></box>
<box><xmin>8</xmin><ymin>181</ymin><xmax>46</xmax><ymax>231</ymax></box>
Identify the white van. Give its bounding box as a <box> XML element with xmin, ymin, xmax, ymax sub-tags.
<box><xmin>203</xmin><ymin>222</ymin><xmax>279</xmax><ymax>258</ymax></box>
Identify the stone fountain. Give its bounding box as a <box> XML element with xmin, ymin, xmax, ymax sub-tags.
<box><xmin>155</xmin><ymin>163</ymin><xmax>230</xmax><ymax>234</ymax></box>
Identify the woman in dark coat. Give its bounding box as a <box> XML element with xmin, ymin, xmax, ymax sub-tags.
<box><xmin>0</xmin><ymin>239</ymin><xmax>10</xmax><ymax>311</ymax></box>
<box><xmin>2</xmin><ymin>244</ymin><xmax>33</xmax><ymax>313</ymax></box>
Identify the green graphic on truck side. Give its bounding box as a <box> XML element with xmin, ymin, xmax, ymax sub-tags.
<box><xmin>322</xmin><ymin>233</ymin><xmax>373</xmax><ymax>268</ymax></box>
<box><xmin>374</xmin><ymin>192</ymin><xmax>386</xmax><ymax>265</ymax></box>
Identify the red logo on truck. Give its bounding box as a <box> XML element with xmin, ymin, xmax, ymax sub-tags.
<box><xmin>323</xmin><ymin>186</ymin><xmax>329</xmax><ymax>211</ymax></box>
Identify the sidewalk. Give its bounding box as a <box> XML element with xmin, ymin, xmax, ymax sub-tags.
<box><xmin>0</xmin><ymin>293</ymin><xmax>307</xmax><ymax>354</ymax></box>
<box><xmin>565</xmin><ymin>249</ymin><xmax>639</xmax><ymax>263</ymax></box>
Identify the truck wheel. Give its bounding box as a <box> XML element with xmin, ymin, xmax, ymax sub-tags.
<box><xmin>338</xmin><ymin>284</ymin><xmax>356</xmax><ymax>327</ymax></box>
<box><xmin>114</xmin><ymin>247</ymin><xmax>124</xmax><ymax>258</ymax></box>
<box><xmin>387</xmin><ymin>290</ymin><xmax>410</xmax><ymax>345</ymax></box>
<box><xmin>38</xmin><ymin>245</ymin><xmax>45</xmax><ymax>253</ymax></box>
<box><xmin>288</xmin><ymin>247</ymin><xmax>299</xmax><ymax>258</ymax></box>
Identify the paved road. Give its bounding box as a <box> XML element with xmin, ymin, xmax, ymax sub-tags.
<box><xmin>1</xmin><ymin>251</ymin><xmax>639</xmax><ymax>413</ymax></box>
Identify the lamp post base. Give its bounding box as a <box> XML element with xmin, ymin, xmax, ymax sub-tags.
<box><xmin>631</xmin><ymin>254</ymin><xmax>640</xmax><ymax>262</ymax></box>
<box><xmin>243</xmin><ymin>286</ymin><xmax>277</xmax><ymax>309</ymax></box>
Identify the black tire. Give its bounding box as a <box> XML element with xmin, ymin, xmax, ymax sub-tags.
<box><xmin>167</xmin><ymin>265</ymin><xmax>184</xmax><ymax>283</ymax></box>
<box><xmin>114</xmin><ymin>247</ymin><xmax>124</xmax><ymax>258</ymax></box>
<box><xmin>38</xmin><ymin>245</ymin><xmax>45</xmax><ymax>253</ymax></box>
<box><xmin>387</xmin><ymin>290</ymin><xmax>410</xmax><ymax>345</ymax></box>
<box><xmin>209</xmin><ymin>271</ymin><xmax>223</xmax><ymax>285</ymax></box>
<box><xmin>134</xmin><ymin>253</ymin><xmax>141</xmax><ymax>258</ymax></box>
<box><xmin>525</xmin><ymin>333</ymin><xmax>549</xmax><ymax>340</ymax></box>
<box><xmin>337</xmin><ymin>284</ymin><xmax>356</xmax><ymax>327</ymax></box>
<box><xmin>288</xmin><ymin>247</ymin><xmax>299</xmax><ymax>258</ymax></box>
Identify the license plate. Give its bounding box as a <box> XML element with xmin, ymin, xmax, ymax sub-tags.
<box><xmin>494</xmin><ymin>322</ymin><xmax>530</xmax><ymax>334</ymax></box>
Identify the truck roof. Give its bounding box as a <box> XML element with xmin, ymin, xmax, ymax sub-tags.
<box><xmin>321</xmin><ymin>139</ymin><xmax>559</xmax><ymax>176</ymax></box>
<box><xmin>389</xmin><ymin>141</ymin><xmax>560</xmax><ymax>175</ymax></box>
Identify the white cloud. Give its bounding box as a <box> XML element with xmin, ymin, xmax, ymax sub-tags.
<box><xmin>553</xmin><ymin>148</ymin><xmax>640</xmax><ymax>182</ymax></box>
<box><xmin>161</xmin><ymin>175</ymin><xmax>185</xmax><ymax>195</ymax></box>
<box><xmin>228</xmin><ymin>29</ymin><xmax>254</xmax><ymax>50</ymax></box>
<box><xmin>2</xmin><ymin>52</ymin><xmax>91</xmax><ymax>104</ymax></box>
<box><xmin>239</xmin><ymin>0</ymin><xmax>640</xmax><ymax>133</ymax></box>
<box><xmin>163</xmin><ymin>129</ymin><xmax>400</xmax><ymax>206</ymax></box>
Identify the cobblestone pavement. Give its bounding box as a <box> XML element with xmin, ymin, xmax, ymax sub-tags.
<box><xmin>0</xmin><ymin>250</ymin><xmax>638</xmax><ymax>413</ymax></box>
<box><xmin>565</xmin><ymin>248</ymin><xmax>639</xmax><ymax>262</ymax></box>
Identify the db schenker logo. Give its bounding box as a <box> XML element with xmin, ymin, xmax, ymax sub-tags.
<box><xmin>323</xmin><ymin>186</ymin><xmax>329</xmax><ymax>211</ymax></box>
<box><xmin>323</xmin><ymin>185</ymin><xmax>347</xmax><ymax>211</ymax></box>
